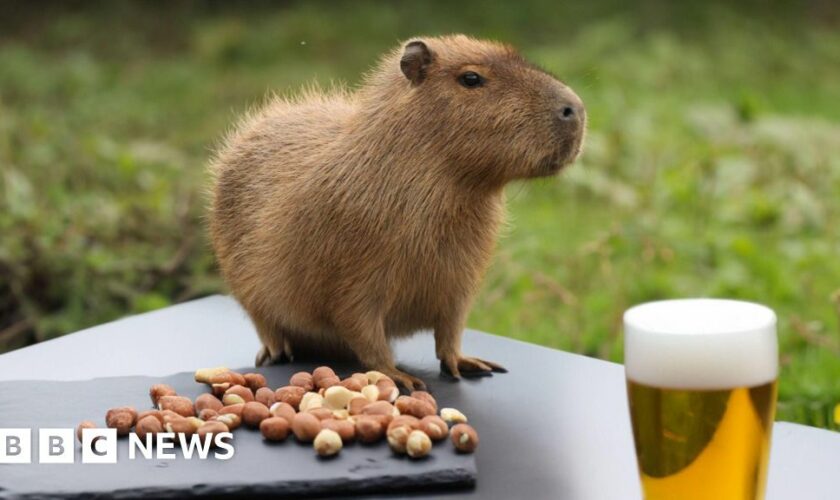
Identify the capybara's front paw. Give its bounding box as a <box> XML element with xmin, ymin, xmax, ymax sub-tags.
<box><xmin>440</xmin><ymin>354</ymin><xmax>507</xmax><ymax>379</ymax></box>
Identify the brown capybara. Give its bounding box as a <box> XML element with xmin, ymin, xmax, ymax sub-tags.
<box><xmin>209</xmin><ymin>35</ymin><xmax>586</xmax><ymax>389</ymax></box>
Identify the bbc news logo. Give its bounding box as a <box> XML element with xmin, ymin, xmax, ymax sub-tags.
<box><xmin>0</xmin><ymin>428</ymin><xmax>234</xmax><ymax>463</ymax></box>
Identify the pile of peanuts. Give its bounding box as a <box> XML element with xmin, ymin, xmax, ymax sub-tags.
<box><xmin>76</xmin><ymin>365</ymin><xmax>478</xmax><ymax>459</ymax></box>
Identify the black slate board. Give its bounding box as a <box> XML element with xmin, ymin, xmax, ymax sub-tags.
<box><xmin>0</xmin><ymin>363</ymin><xmax>476</xmax><ymax>499</ymax></box>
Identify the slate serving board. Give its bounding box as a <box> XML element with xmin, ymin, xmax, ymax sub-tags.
<box><xmin>0</xmin><ymin>363</ymin><xmax>476</xmax><ymax>499</ymax></box>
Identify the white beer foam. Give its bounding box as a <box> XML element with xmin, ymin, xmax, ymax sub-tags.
<box><xmin>624</xmin><ymin>299</ymin><xmax>778</xmax><ymax>389</ymax></box>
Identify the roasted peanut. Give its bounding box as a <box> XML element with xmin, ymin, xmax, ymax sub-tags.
<box><xmin>76</xmin><ymin>420</ymin><xmax>96</xmax><ymax>443</ymax></box>
<box><xmin>219</xmin><ymin>403</ymin><xmax>244</xmax><ymax>417</ymax></box>
<box><xmin>313</xmin><ymin>429</ymin><xmax>342</xmax><ymax>457</ymax></box>
<box><xmin>321</xmin><ymin>418</ymin><xmax>355</xmax><ymax>442</ymax></box>
<box><xmin>269</xmin><ymin>402</ymin><xmax>296</xmax><ymax>425</ymax></box>
<box><xmin>386</xmin><ymin>423</ymin><xmax>412</xmax><ymax>454</ymax></box>
<box><xmin>260</xmin><ymin>417</ymin><xmax>290</xmax><ymax>442</ymax></box>
<box><xmin>135</xmin><ymin>415</ymin><xmax>163</xmax><ymax>441</ymax></box>
<box><xmin>255</xmin><ymin>387</ymin><xmax>276</xmax><ymax>407</ymax></box>
<box><xmin>158</xmin><ymin>396</ymin><xmax>195</xmax><ymax>417</ymax></box>
<box><xmin>292</xmin><ymin>412</ymin><xmax>322</xmax><ymax>442</ymax></box>
<box><xmin>410</xmin><ymin>391</ymin><xmax>438</xmax><ymax>412</ymax></box>
<box><xmin>406</xmin><ymin>429</ymin><xmax>432</xmax><ymax>458</ymax></box>
<box><xmin>323</xmin><ymin>385</ymin><xmax>355</xmax><ymax>410</ymax></box>
<box><xmin>317</xmin><ymin>375</ymin><xmax>340</xmax><ymax>390</ymax></box>
<box><xmin>197</xmin><ymin>420</ymin><xmax>229</xmax><ymax>445</ymax></box>
<box><xmin>289</xmin><ymin>371</ymin><xmax>314</xmax><ymax>391</ymax></box>
<box><xmin>312</xmin><ymin>366</ymin><xmax>336</xmax><ymax>385</ymax></box>
<box><xmin>222</xmin><ymin>393</ymin><xmax>246</xmax><ymax>405</ymax></box>
<box><xmin>354</xmin><ymin>416</ymin><xmax>385</xmax><ymax>444</ymax></box>
<box><xmin>365</xmin><ymin>370</ymin><xmax>388</xmax><ymax>384</ymax></box>
<box><xmin>375</xmin><ymin>378</ymin><xmax>399</xmax><ymax>402</ymax></box>
<box><xmin>165</xmin><ymin>415</ymin><xmax>201</xmax><ymax>435</ymax></box>
<box><xmin>195</xmin><ymin>393</ymin><xmax>223</xmax><ymax>413</ymax></box>
<box><xmin>419</xmin><ymin>415</ymin><xmax>448</xmax><ymax>441</ymax></box>
<box><xmin>299</xmin><ymin>391</ymin><xmax>324</xmax><ymax>412</ymax></box>
<box><xmin>198</xmin><ymin>408</ymin><xmax>219</xmax><ymax>421</ymax></box>
<box><xmin>137</xmin><ymin>410</ymin><xmax>164</xmax><ymax>426</ymax></box>
<box><xmin>361</xmin><ymin>400</ymin><xmax>396</xmax><ymax>416</ymax></box>
<box><xmin>348</xmin><ymin>397</ymin><xmax>369</xmax><ymax>415</ymax></box>
<box><xmin>339</xmin><ymin>377</ymin><xmax>364</xmax><ymax>392</ymax></box>
<box><xmin>361</xmin><ymin>384</ymin><xmax>379</xmax><ymax>402</ymax></box>
<box><xmin>243</xmin><ymin>373</ymin><xmax>268</xmax><ymax>392</ymax></box>
<box><xmin>242</xmin><ymin>401</ymin><xmax>271</xmax><ymax>428</ymax></box>
<box><xmin>194</xmin><ymin>366</ymin><xmax>230</xmax><ymax>384</ymax></box>
<box><xmin>105</xmin><ymin>406</ymin><xmax>137</xmax><ymax>436</ymax></box>
<box><xmin>224</xmin><ymin>385</ymin><xmax>254</xmax><ymax>404</ymax></box>
<box><xmin>149</xmin><ymin>384</ymin><xmax>177</xmax><ymax>406</ymax></box>
<box><xmin>395</xmin><ymin>396</ymin><xmax>436</xmax><ymax>418</ymax></box>
<box><xmin>307</xmin><ymin>407</ymin><xmax>334</xmax><ymax>421</ymax></box>
<box><xmin>388</xmin><ymin>415</ymin><xmax>420</xmax><ymax>432</ymax></box>
<box><xmin>214</xmin><ymin>413</ymin><xmax>241</xmax><ymax>431</ymax></box>
<box><xmin>275</xmin><ymin>386</ymin><xmax>306</xmax><ymax>410</ymax></box>
<box><xmin>211</xmin><ymin>383</ymin><xmax>231</xmax><ymax>397</ymax></box>
<box><xmin>332</xmin><ymin>409</ymin><xmax>350</xmax><ymax>420</ymax></box>
<box><xmin>440</xmin><ymin>407</ymin><xmax>468</xmax><ymax>425</ymax></box>
<box><xmin>450</xmin><ymin>423</ymin><xmax>478</xmax><ymax>453</ymax></box>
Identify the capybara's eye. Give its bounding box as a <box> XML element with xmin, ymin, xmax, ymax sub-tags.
<box><xmin>458</xmin><ymin>71</ymin><xmax>484</xmax><ymax>88</ymax></box>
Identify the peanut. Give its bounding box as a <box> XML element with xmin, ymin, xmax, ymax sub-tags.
<box><xmin>194</xmin><ymin>366</ymin><xmax>229</xmax><ymax>384</ymax></box>
<box><xmin>198</xmin><ymin>408</ymin><xmax>219</xmax><ymax>421</ymax></box>
<box><xmin>197</xmin><ymin>420</ymin><xmax>229</xmax><ymax>446</ymax></box>
<box><xmin>386</xmin><ymin>423</ymin><xmax>412</xmax><ymax>454</ymax></box>
<box><xmin>406</xmin><ymin>429</ymin><xmax>432</xmax><ymax>458</ymax></box>
<box><xmin>158</xmin><ymin>396</ymin><xmax>195</xmax><ymax>417</ymax></box>
<box><xmin>419</xmin><ymin>415</ymin><xmax>448</xmax><ymax>441</ymax></box>
<box><xmin>450</xmin><ymin>423</ymin><xmax>478</xmax><ymax>453</ymax></box>
<box><xmin>165</xmin><ymin>415</ymin><xmax>201</xmax><ymax>435</ymax></box>
<box><xmin>149</xmin><ymin>384</ymin><xmax>177</xmax><ymax>406</ymax></box>
<box><xmin>388</xmin><ymin>415</ymin><xmax>420</xmax><ymax>432</ymax></box>
<box><xmin>223</xmin><ymin>385</ymin><xmax>254</xmax><ymax>404</ymax></box>
<box><xmin>339</xmin><ymin>377</ymin><xmax>363</xmax><ymax>392</ymax></box>
<box><xmin>332</xmin><ymin>409</ymin><xmax>350</xmax><ymax>420</ymax></box>
<box><xmin>219</xmin><ymin>403</ymin><xmax>244</xmax><ymax>418</ymax></box>
<box><xmin>440</xmin><ymin>407</ymin><xmax>468</xmax><ymax>425</ymax></box>
<box><xmin>312</xmin><ymin>366</ymin><xmax>336</xmax><ymax>385</ymax></box>
<box><xmin>361</xmin><ymin>400</ymin><xmax>396</xmax><ymax>416</ymax></box>
<box><xmin>243</xmin><ymin>373</ymin><xmax>268</xmax><ymax>392</ymax></box>
<box><xmin>321</xmin><ymin>418</ymin><xmax>355</xmax><ymax>442</ymax></box>
<box><xmin>255</xmin><ymin>387</ymin><xmax>276</xmax><ymax>407</ymax></box>
<box><xmin>275</xmin><ymin>386</ymin><xmax>306</xmax><ymax>410</ymax></box>
<box><xmin>135</xmin><ymin>415</ymin><xmax>163</xmax><ymax>441</ymax></box>
<box><xmin>260</xmin><ymin>417</ymin><xmax>290</xmax><ymax>442</ymax></box>
<box><xmin>365</xmin><ymin>370</ymin><xmax>388</xmax><ymax>384</ymax></box>
<box><xmin>76</xmin><ymin>420</ymin><xmax>96</xmax><ymax>443</ymax></box>
<box><xmin>323</xmin><ymin>385</ymin><xmax>355</xmax><ymax>410</ymax></box>
<box><xmin>354</xmin><ymin>416</ymin><xmax>385</xmax><ymax>443</ymax></box>
<box><xmin>361</xmin><ymin>384</ymin><xmax>379</xmax><ymax>402</ymax></box>
<box><xmin>105</xmin><ymin>406</ymin><xmax>137</xmax><ymax>436</ymax></box>
<box><xmin>375</xmin><ymin>378</ymin><xmax>399</xmax><ymax>402</ymax></box>
<box><xmin>299</xmin><ymin>391</ymin><xmax>324</xmax><ymax>412</ymax></box>
<box><xmin>348</xmin><ymin>397</ymin><xmax>369</xmax><ymax>415</ymax></box>
<box><xmin>289</xmin><ymin>371</ymin><xmax>314</xmax><ymax>391</ymax></box>
<box><xmin>410</xmin><ymin>390</ymin><xmax>438</xmax><ymax>412</ymax></box>
<box><xmin>269</xmin><ymin>402</ymin><xmax>297</xmax><ymax>425</ymax></box>
<box><xmin>242</xmin><ymin>401</ymin><xmax>271</xmax><ymax>428</ymax></box>
<box><xmin>137</xmin><ymin>410</ymin><xmax>164</xmax><ymax>426</ymax></box>
<box><xmin>395</xmin><ymin>396</ymin><xmax>435</xmax><ymax>418</ymax></box>
<box><xmin>214</xmin><ymin>413</ymin><xmax>241</xmax><ymax>431</ymax></box>
<box><xmin>313</xmin><ymin>429</ymin><xmax>342</xmax><ymax>457</ymax></box>
<box><xmin>291</xmin><ymin>412</ymin><xmax>322</xmax><ymax>442</ymax></box>
<box><xmin>195</xmin><ymin>393</ymin><xmax>223</xmax><ymax>413</ymax></box>
<box><xmin>307</xmin><ymin>407</ymin><xmax>334</xmax><ymax>421</ymax></box>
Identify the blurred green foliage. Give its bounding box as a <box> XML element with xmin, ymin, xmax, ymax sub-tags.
<box><xmin>1</xmin><ymin>1</ymin><xmax>839</xmax><ymax>427</ymax></box>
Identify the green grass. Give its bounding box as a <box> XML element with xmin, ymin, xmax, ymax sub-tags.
<box><xmin>1</xmin><ymin>1</ymin><xmax>839</xmax><ymax>428</ymax></box>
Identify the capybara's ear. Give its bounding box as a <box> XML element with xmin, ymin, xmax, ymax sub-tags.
<box><xmin>400</xmin><ymin>40</ymin><xmax>433</xmax><ymax>86</ymax></box>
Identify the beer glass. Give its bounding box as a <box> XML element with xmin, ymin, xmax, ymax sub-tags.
<box><xmin>624</xmin><ymin>299</ymin><xmax>778</xmax><ymax>500</ymax></box>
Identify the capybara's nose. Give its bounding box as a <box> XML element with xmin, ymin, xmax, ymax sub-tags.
<box><xmin>555</xmin><ymin>88</ymin><xmax>585</xmax><ymax>125</ymax></box>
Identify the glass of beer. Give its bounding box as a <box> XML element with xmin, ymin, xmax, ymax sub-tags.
<box><xmin>624</xmin><ymin>299</ymin><xmax>778</xmax><ymax>500</ymax></box>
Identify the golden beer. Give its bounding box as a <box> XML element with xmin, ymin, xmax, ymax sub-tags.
<box><xmin>624</xmin><ymin>299</ymin><xmax>778</xmax><ymax>500</ymax></box>
<box><xmin>628</xmin><ymin>380</ymin><xmax>777</xmax><ymax>500</ymax></box>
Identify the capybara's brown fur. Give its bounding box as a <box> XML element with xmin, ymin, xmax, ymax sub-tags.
<box><xmin>209</xmin><ymin>35</ymin><xmax>585</xmax><ymax>389</ymax></box>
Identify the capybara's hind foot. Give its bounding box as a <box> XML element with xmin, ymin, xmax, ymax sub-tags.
<box><xmin>440</xmin><ymin>354</ymin><xmax>507</xmax><ymax>379</ymax></box>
